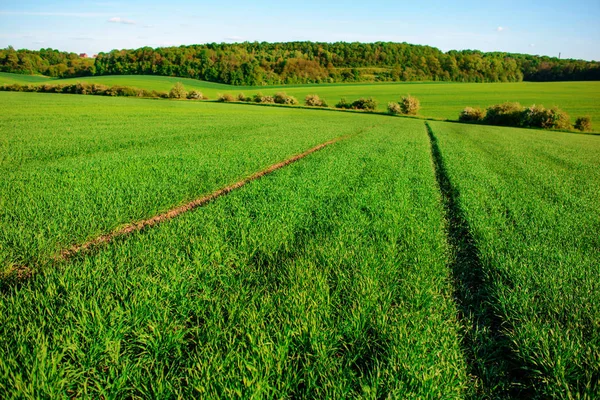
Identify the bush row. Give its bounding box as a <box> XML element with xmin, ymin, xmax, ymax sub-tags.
<box><xmin>335</xmin><ymin>97</ymin><xmax>378</xmax><ymax>111</ymax></box>
<box><xmin>0</xmin><ymin>82</ymin><xmax>170</xmax><ymax>98</ymax></box>
<box><xmin>3</xmin><ymin>82</ymin><xmax>591</xmax><ymax>132</ymax></box>
<box><xmin>0</xmin><ymin>81</ymin><xmax>210</xmax><ymax>100</ymax></box>
<box><xmin>459</xmin><ymin>102</ymin><xmax>592</xmax><ymax>131</ymax></box>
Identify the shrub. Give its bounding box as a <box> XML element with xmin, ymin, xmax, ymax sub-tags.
<box><xmin>40</xmin><ymin>84</ymin><xmax>54</xmax><ymax>93</ymax></box>
<box><xmin>305</xmin><ymin>94</ymin><xmax>327</xmax><ymax>107</ymax></box>
<box><xmin>253</xmin><ymin>92</ymin><xmax>263</xmax><ymax>103</ymax></box>
<box><xmin>253</xmin><ymin>93</ymin><xmax>274</xmax><ymax>103</ymax></box>
<box><xmin>6</xmin><ymin>83</ymin><xmax>24</xmax><ymax>91</ymax></box>
<box><xmin>459</xmin><ymin>107</ymin><xmax>486</xmax><ymax>122</ymax></box>
<box><xmin>335</xmin><ymin>98</ymin><xmax>352</xmax><ymax>109</ymax></box>
<box><xmin>238</xmin><ymin>93</ymin><xmax>251</xmax><ymax>102</ymax></box>
<box><xmin>217</xmin><ymin>93</ymin><xmax>235</xmax><ymax>102</ymax></box>
<box><xmin>546</xmin><ymin>107</ymin><xmax>572</xmax><ymax>130</ymax></box>
<box><xmin>274</xmin><ymin>92</ymin><xmax>299</xmax><ymax>105</ymax></box>
<box><xmin>53</xmin><ymin>85</ymin><xmax>67</xmax><ymax>93</ymax></box>
<box><xmin>522</xmin><ymin>105</ymin><xmax>552</xmax><ymax>128</ymax></box>
<box><xmin>400</xmin><ymin>95</ymin><xmax>420</xmax><ymax>115</ymax></box>
<box><xmin>187</xmin><ymin>90</ymin><xmax>204</xmax><ymax>100</ymax></box>
<box><xmin>74</xmin><ymin>82</ymin><xmax>92</xmax><ymax>95</ymax></box>
<box><xmin>484</xmin><ymin>102</ymin><xmax>524</xmax><ymax>127</ymax></box>
<box><xmin>169</xmin><ymin>82</ymin><xmax>187</xmax><ymax>99</ymax></box>
<box><xmin>351</xmin><ymin>97</ymin><xmax>378</xmax><ymax>111</ymax></box>
<box><xmin>575</xmin><ymin>116</ymin><xmax>592</xmax><ymax>132</ymax></box>
<box><xmin>387</xmin><ymin>102</ymin><xmax>402</xmax><ymax>115</ymax></box>
<box><xmin>151</xmin><ymin>90</ymin><xmax>169</xmax><ymax>98</ymax></box>
<box><xmin>90</xmin><ymin>84</ymin><xmax>109</xmax><ymax>95</ymax></box>
<box><xmin>114</xmin><ymin>86</ymin><xmax>139</xmax><ymax>97</ymax></box>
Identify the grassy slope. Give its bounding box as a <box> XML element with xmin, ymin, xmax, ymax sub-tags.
<box><xmin>1</xmin><ymin>72</ymin><xmax>598</xmax><ymax>123</ymax></box>
<box><xmin>0</xmin><ymin>72</ymin><xmax>52</xmax><ymax>84</ymax></box>
<box><xmin>429</xmin><ymin>121</ymin><xmax>600</xmax><ymax>398</ymax></box>
<box><xmin>0</xmin><ymin>91</ymin><xmax>387</xmax><ymax>270</ymax></box>
<box><xmin>0</xmin><ymin>119</ymin><xmax>468</xmax><ymax>398</ymax></box>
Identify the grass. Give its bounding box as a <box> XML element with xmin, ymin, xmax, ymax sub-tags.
<box><xmin>1</xmin><ymin>72</ymin><xmax>598</xmax><ymax>123</ymax></box>
<box><xmin>0</xmin><ymin>72</ymin><xmax>52</xmax><ymax>84</ymax></box>
<box><xmin>0</xmin><ymin>91</ymin><xmax>387</xmax><ymax>272</ymax></box>
<box><xmin>1</xmin><ymin>90</ymin><xmax>599</xmax><ymax>397</ymax></box>
<box><xmin>0</xmin><ymin>117</ymin><xmax>469</xmax><ymax>398</ymax></box>
<box><xmin>428</xmin><ymin>121</ymin><xmax>600</xmax><ymax>398</ymax></box>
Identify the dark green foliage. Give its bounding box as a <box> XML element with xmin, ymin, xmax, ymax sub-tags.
<box><xmin>400</xmin><ymin>95</ymin><xmax>420</xmax><ymax>115</ymax></box>
<box><xmin>351</xmin><ymin>97</ymin><xmax>378</xmax><ymax>111</ymax></box>
<box><xmin>335</xmin><ymin>98</ymin><xmax>351</xmax><ymax>109</ymax></box>
<box><xmin>522</xmin><ymin>105</ymin><xmax>572</xmax><ymax>130</ymax></box>
<box><xmin>575</xmin><ymin>116</ymin><xmax>592</xmax><ymax>132</ymax></box>
<box><xmin>466</xmin><ymin>103</ymin><xmax>574</xmax><ymax>130</ymax></box>
<box><xmin>2</xmin><ymin>43</ymin><xmax>598</xmax><ymax>85</ymax></box>
<box><xmin>484</xmin><ymin>102</ymin><xmax>525</xmax><ymax>126</ymax></box>
<box><xmin>459</xmin><ymin>107</ymin><xmax>486</xmax><ymax>122</ymax></box>
<box><xmin>335</xmin><ymin>97</ymin><xmax>377</xmax><ymax>111</ymax></box>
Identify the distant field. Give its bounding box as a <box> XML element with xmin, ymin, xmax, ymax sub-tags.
<box><xmin>1</xmin><ymin>91</ymin><xmax>598</xmax><ymax>397</ymax></box>
<box><xmin>2</xmin><ymin>72</ymin><xmax>598</xmax><ymax>123</ymax></box>
<box><xmin>0</xmin><ymin>72</ymin><xmax>52</xmax><ymax>84</ymax></box>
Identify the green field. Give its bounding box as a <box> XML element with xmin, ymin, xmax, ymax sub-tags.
<box><xmin>2</xmin><ymin>72</ymin><xmax>599</xmax><ymax>124</ymax></box>
<box><xmin>428</xmin><ymin>122</ymin><xmax>600</xmax><ymax>397</ymax></box>
<box><xmin>1</xmin><ymin>91</ymin><xmax>599</xmax><ymax>397</ymax></box>
<box><xmin>0</xmin><ymin>91</ymin><xmax>392</xmax><ymax>270</ymax></box>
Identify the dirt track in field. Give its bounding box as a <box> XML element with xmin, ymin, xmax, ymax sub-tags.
<box><xmin>54</xmin><ymin>135</ymin><xmax>348</xmax><ymax>262</ymax></box>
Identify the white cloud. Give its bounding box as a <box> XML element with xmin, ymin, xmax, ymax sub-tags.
<box><xmin>529</xmin><ymin>43</ymin><xmax>535</xmax><ymax>47</ymax></box>
<box><xmin>224</xmin><ymin>36</ymin><xmax>244</xmax><ymax>42</ymax></box>
<box><xmin>496</xmin><ymin>26</ymin><xmax>505</xmax><ymax>32</ymax></box>
<box><xmin>108</xmin><ymin>17</ymin><xmax>135</xmax><ymax>25</ymax></box>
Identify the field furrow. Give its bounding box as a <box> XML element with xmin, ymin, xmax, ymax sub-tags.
<box><xmin>427</xmin><ymin>121</ymin><xmax>600</xmax><ymax>398</ymax></box>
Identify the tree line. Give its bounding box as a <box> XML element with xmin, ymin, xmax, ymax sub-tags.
<box><xmin>1</xmin><ymin>42</ymin><xmax>599</xmax><ymax>85</ymax></box>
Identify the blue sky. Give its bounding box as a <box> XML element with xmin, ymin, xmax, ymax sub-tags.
<box><xmin>1</xmin><ymin>0</ymin><xmax>599</xmax><ymax>60</ymax></box>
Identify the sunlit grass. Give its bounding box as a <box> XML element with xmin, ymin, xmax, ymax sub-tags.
<box><xmin>2</xmin><ymin>72</ymin><xmax>598</xmax><ymax>122</ymax></box>
<box><xmin>0</xmin><ymin>118</ymin><xmax>469</xmax><ymax>398</ymax></box>
<box><xmin>429</xmin><ymin>121</ymin><xmax>600</xmax><ymax>398</ymax></box>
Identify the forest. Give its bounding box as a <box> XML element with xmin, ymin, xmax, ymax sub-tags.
<box><xmin>1</xmin><ymin>42</ymin><xmax>599</xmax><ymax>85</ymax></box>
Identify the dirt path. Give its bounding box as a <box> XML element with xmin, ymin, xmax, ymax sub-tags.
<box><xmin>52</xmin><ymin>135</ymin><xmax>348</xmax><ymax>262</ymax></box>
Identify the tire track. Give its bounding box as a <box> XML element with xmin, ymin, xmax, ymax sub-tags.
<box><xmin>425</xmin><ymin>122</ymin><xmax>530</xmax><ymax>398</ymax></box>
<box><xmin>2</xmin><ymin>134</ymin><xmax>351</xmax><ymax>287</ymax></box>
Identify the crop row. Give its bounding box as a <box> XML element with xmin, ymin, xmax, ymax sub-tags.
<box><xmin>1</xmin><ymin>92</ymin><xmax>598</xmax><ymax>397</ymax></box>
<box><xmin>429</xmin><ymin>121</ymin><xmax>600</xmax><ymax>397</ymax></box>
<box><xmin>0</xmin><ymin>119</ymin><xmax>468</xmax><ymax>398</ymax></box>
<box><xmin>0</xmin><ymin>92</ymin><xmax>386</xmax><ymax>271</ymax></box>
